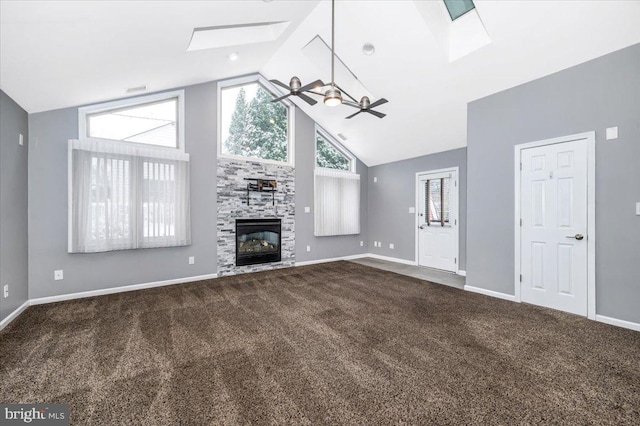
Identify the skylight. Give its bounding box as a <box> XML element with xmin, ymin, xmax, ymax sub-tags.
<box><xmin>443</xmin><ymin>0</ymin><xmax>476</xmax><ymax>21</ymax></box>
<box><xmin>187</xmin><ymin>21</ymin><xmax>290</xmax><ymax>51</ymax></box>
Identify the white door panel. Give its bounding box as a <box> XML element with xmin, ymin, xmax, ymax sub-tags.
<box><xmin>520</xmin><ymin>140</ymin><xmax>588</xmax><ymax>316</ymax></box>
<box><xmin>418</xmin><ymin>170</ymin><xmax>458</xmax><ymax>272</ymax></box>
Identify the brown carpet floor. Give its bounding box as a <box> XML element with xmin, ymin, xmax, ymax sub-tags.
<box><xmin>1</xmin><ymin>261</ymin><xmax>639</xmax><ymax>425</ymax></box>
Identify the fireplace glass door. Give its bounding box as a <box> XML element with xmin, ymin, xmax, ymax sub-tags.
<box><xmin>236</xmin><ymin>219</ymin><xmax>282</xmax><ymax>266</ymax></box>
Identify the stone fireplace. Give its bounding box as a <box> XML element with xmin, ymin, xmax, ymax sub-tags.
<box><xmin>216</xmin><ymin>157</ymin><xmax>295</xmax><ymax>277</ymax></box>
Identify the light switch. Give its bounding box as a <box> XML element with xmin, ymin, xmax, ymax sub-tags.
<box><xmin>373</xmin><ymin>177</ymin><xmax>378</xmax><ymax>183</ymax></box>
<box><xmin>606</xmin><ymin>126</ymin><xmax>618</xmax><ymax>140</ymax></box>
<box><xmin>636</xmin><ymin>202</ymin><xmax>640</xmax><ymax>216</ymax></box>
<box><xmin>19</xmin><ymin>134</ymin><xmax>23</xmax><ymax>146</ymax></box>
<box><xmin>304</xmin><ymin>206</ymin><xmax>310</xmax><ymax>213</ymax></box>
<box><xmin>409</xmin><ymin>207</ymin><xmax>415</xmax><ymax>214</ymax></box>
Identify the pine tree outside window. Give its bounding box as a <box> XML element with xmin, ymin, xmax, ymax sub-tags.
<box><xmin>315</xmin><ymin>126</ymin><xmax>355</xmax><ymax>173</ymax></box>
<box><xmin>218</xmin><ymin>75</ymin><xmax>294</xmax><ymax>166</ymax></box>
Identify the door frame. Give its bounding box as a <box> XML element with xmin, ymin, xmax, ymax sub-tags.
<box><xmin>415</xmin><ymin>167</ymin><xmax>460</xmax><ymax>274</ymax></box>
<box><xmin>514</xmin><ymin>131</ymin><xmax>596</xmax><ymax>319</ymax></box>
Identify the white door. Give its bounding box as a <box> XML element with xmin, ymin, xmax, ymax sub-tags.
<box><xmin>417</xmin><ymin>170</ymin><xmax>458</xmax><ymax>272</ymax></box>
<box><xmin>520</xmin><ymin>140</ymin><xmax>588</xmax><ymax>316</ymax></box>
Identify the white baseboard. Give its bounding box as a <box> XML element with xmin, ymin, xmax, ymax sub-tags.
<box><xmin>29</xmin><ymin>273</ymin><xmax>218</xmax><ymax>306</ymax></box>
<box><xmin>0</xmin><ymin>300</ymin><xmax>30</xmax><ymax>332</ymax></box>
<box><xmin>366</xmin><ymin>253</ymin><xmax>418</xmax><ymax>266</ymax></box>
<box><xmin>457</xmin><ymin>270</ymin><xmax>467</xmax><ymax>277</ymax></box>
<box><xmin>464</xmin><ymin>285</ymin><xmax>517</xmax><ymax>302</ymax></box>
<box><xmin>595</xmin><ymin>315</ymin><xmax>640</xmax><ymax>332</ymax></box>
<box><xmin>295</xmin><ymin>254</ymin><xmax>368</xmax><ymax>267</ymax></box>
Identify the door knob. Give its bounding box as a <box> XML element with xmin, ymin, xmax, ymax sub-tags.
<box><xmin>566</xmin><ymin>234</ymin><xmax>584</xmax><ymax>240</ymax></box>
<box><xmin>419</xmin><ymin>224</ymin><xmax>427</xmax><ymax>230</ymax></box>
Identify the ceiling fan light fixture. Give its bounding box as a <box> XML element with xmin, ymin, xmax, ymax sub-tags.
<box><xmin>324</xmin><ymin>87</ymin><xmax>343</xmax><ymax>106</ymax></box>
<box><xmin>275</xmin><ymin>0</ymin><xmax>386</xmax><ymax>118</ymax></box>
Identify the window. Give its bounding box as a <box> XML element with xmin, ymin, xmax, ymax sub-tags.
<box><xmin>443</xmin><ymin>0</ymin><xmax>476</xmax><ymax>21</ymax></box>
<box><xmin>68</xmin><ymin>139</ymin><xmax>191</xmax><ymax>253</ymax></box>
<box><xmin>424</xmin><ymin>177</ymin><xmax>451</xmax><ymax>226</ymax></box>
<box><xmin>79</xmin><ymin>91</ymin><xmax>185</xmax><ymax>150</ymax></box>
<box><xmin>314</xmin><ymin>169</ymin><xmax>360</xmax><ymax>236</ymax></box>
<box><xmin>218</xmin><ymin>75</ymin><xmax>294</xmax><ymax>165</ymax></box>
<box><xmin>316</xmin><ymin>127</ymin><xmax>355</xmax><ymax>172</ymax></box>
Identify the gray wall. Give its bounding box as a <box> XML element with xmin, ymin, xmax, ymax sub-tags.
<box><xmin>467</xmin><ymin>43</ymin><xmax>640</xmax><ymax>323</ymax></box>
<box><xmin>295</xmin><ymin>112</ymin><xmax>369</xmax><ymax>262</ymax></box>
<box><xmin>0</xmin><ymin>90</ymin><xmax>29</xmax><ymax>321</ymax></box>
<box><xmin>367</xmin><ymin>148</ymin><xmax>467</xmax><ymax>269</ymax></box>
<box><xmin>27</xmin><ymin>79</ymin><xmax>369</xmax><ymax>299</ymax></box>
<box><xmin>28</xmin><ymin>82</ymin><xmax>219</xmax><ymax>299</ymax></box>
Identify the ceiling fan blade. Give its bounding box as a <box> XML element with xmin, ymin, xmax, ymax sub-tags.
<box><xmin>270</xmin><ymin>79</ymin><xmax>291</xmax><ymax>91</ymax></box>
<box><xmin>366</xmin><ymin>109</ymin><xmax>386</xmax><ymax>119</ymax></box>
<box><xmin>345</xmin><ymin>110</ymin><xmax>363</xmax><ymax>119</ymax></box>
<box><xmin>297</xmin><ymin>92</ymin><xmax>318</xmax><ymax>106</ymax></box>
<box><xmin>368</xmin><ymin>98</ymin><xmax>388</xmax><ymax>109</ymax></box>
<box><xmin>299</xmin><ymin>79</ymin><xmax>325</xmax><ymax>93</ymax></box>
<box><xmin>271</xmin><ymin>93</ymin><xmax>292</xmax><ymax>103</ymax></box>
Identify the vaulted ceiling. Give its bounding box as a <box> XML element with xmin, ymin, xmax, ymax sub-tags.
<box><xmin>2</xmin><ymin>0</ymin><xmax>639</xmax><ymax>165</ymax></box>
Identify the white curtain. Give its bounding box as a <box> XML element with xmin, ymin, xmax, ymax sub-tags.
<box><xmin>69</xmin><ymin>139</ymin><xmax>191</xmax><ymax>253</ymax></box>
<box><xmin>314</xmin><ymin>168</ymin><xmax>360</xmax><ymax>236</ymax></box>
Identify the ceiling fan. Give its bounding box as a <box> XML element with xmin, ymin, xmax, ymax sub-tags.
<box><xmin>344</xmin><ymin>96</ymin><xmax>388</xmax><ymax>119</ymax></box>
<box><xmin>273</xmin><ymin>0</ymin><xmax>387</xmax><ymax>119</ymax></box>
<box><xmin>270</xmin><ymin>77</ymin><xmax>324</xmax><ymax>106</ymax></box>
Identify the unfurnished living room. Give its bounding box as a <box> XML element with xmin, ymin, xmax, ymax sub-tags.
<box><xmin>1</xmin><ymin>0</ymin><xmax>639</xmax><ymax>424</ymax></box>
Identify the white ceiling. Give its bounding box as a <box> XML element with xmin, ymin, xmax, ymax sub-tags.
<box><xmin>2</xmin><ymin>1</ymin><xmax>639</xmax><ymax>166</ymax></box>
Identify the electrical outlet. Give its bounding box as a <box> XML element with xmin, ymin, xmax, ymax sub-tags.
<box><xmin>3</xmin><ymin>285</ymin><xmax>8</xmax><ymax>298</ymax></box>
<box><xmin>304</xmin><ymin>206</ymin><xmax>310</xmax><ymax>213</ymax></box>
<box><xmin>360</xmin><ymin>241</ymin><xmax>363</xmax><ymax>247</ymax></box>
<box><xmin>54</xmin><ymin>270</ymin><xmax>63</xmax><ymax>281</ymax></box>
<box><xmin>19</xmin><ymin>134</ymin><xmax>23</xmax><ymax>146</ymax></box>
<box><xmin>189</xmin><ymin>256</ymin><xmax>195</xmax><ymax>265</ymax></box>
<box><xmin>409</xmin><ymin>207</ymin><xmax>415</xmax><ymax>214</ymax></box>
<box><xmin>306</xmin><ymin>245</ymin><xmax>311</xmax><ymax>252</ymax></box>
<box><xmin>389</xmin><ymin>243</ymin><xmax>395</xmax><ymax>249</ymax></box>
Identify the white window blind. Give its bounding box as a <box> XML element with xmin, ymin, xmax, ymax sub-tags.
<box><xmin>69</xmin><ymin>139</ymin><xmax>191</xmax><ymax>253</ymax></box>
<box><xmin>314</xmin><ymin>168</ymin><xmax>360</xmax><ymax>236</ymax></box>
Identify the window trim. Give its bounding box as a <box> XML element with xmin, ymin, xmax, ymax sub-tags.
<box><xmin>315</xmin><ymin>125</ymin><xmax>356</xmax><ymax>173</ymax></box>
<box><xmin>78</xmin><ymin>90</ymin><xmax>186</xmax><ymax>152</ymax></box>
<box><xmin>217</xmin><ymin>74</ymin><xmax>295</xmax><ymax>167</ymax></box>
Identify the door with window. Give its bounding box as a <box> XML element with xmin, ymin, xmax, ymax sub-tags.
<box><xmin>520</xmin><ymin>140</ymin><xmax>588</xmax><ymax>316</ymax></box>
<box><xmin>417</xmin><ymin>169</ymin><xmax>458</xmax><ymax>272</ymax></box>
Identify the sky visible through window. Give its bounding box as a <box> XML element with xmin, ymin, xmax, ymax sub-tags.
<box><xmin>88</xmin><ymin>99</ymin><xmax>178</xmax><ymax>148</ymax></box>
<box><xmin>443</xmin><ymin>0</ymin><xmax>475</xmax><ymax>21</ymax></box>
